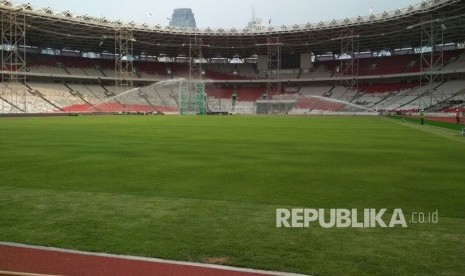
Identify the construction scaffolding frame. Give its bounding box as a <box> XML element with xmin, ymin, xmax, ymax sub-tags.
<box><xmin>180</xmin><ymin>36</ymin><xmax>206</xmax><ymax>115</ymax></box>
<box><xmin>266</xmin><ymin>36</ymin><xmax>282</xmax><ymax>100</ymax></box>
<box><xmin>1</xmin><ymin>10</ymin><xmax>26</xmax><ymax>113</ymax></box>
<box><xmin>189</xmin><ymin>36</ymin><xmax>203</xmax><ymax>82</ymax></box>
<box><xmin>114</xmin><ymin>27</ymin><xmax>134</xmax><ymax>111</ymax></box>
<box><xmin>253</xmin><ymin>37</ymin><xmax>283</xmax><ymax>114</ymax></box>
<box><xmin>335</xmin><ymin>28</ymin><xmax>359</xmax><ymax>103</ymax></box>
<box><xmin>179</xmin><ymin>81</ymin><xmax>206</xmax><ymax>115</ymax></box>
<box><xmin>419</xmin><ymin>15</ymin><xmax>445</xmax><ymax>110</ymax></box>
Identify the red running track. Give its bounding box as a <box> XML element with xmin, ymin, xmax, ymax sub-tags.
<box><xmin>0</xmin><ymin>244</ymin><xmax>301</xmax><ymax>276</ymax></box>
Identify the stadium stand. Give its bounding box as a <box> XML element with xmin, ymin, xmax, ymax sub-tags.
<box><xmin>1</xmin><ymin>1</ymin><xmax>464</xmax><ymax>115</ymax></box>
<box><xmin>236</xmin><ymin>88</ymin><xmax>265</xmax><ymax>101</ymax></box>
<box><xmin>20</xmin><ymin>49</ymin><xmax>464</xmax><ymax>82</ymax></box>
<box><xmin>300</xmin><ymin>85</ymin><xmax>333</xmax><ymax>96</ymax></box>
<box><xmin>6</xmin><ymin>49</ymin><xmax>465</xmax><ymax>114</ymax></box>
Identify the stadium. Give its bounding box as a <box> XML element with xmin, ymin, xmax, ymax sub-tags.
<box><xmin>0</xmin><ymin>0</ymin><xmax>464</xmax><ymax>275</ymax></box>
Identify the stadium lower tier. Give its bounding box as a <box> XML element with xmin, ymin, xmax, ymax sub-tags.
<box><xmin>1</xmin><ymin>80</ymin><xmax>464</xmax><ymax>115</ymax></box>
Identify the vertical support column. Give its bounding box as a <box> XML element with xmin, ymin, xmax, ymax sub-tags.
<box><xmin>179</xmin><ymin>81</ymin><xmax>189</xmax><ymax>115</ymax></box>
<box><xmin>189</xmin><ymin>36</ymin><xmax>203</xmax><ymax>83</ymax></box>
<box><xmin>1</xmin><ymin>10</ymin><xmax>27</xmax><ymax>113</ymax></box>
<box><xmin>336</xmin><ymin>28</ymin><xmax>359</xmax><ymax>103</ymax></box>
<box><xmin>266</xmin><ymin>36</ymin><xmax>281</xmax><ymax>101</ymax></box>
<box><xmin>195</xmin><ymin>82</ymin><xmax>206</xmax><ymax>115</ymax></box>
<box><xmin>115</xmin><ymin>27</ymin><xmax>134</xmax><ymax>92</ymax></box>
<box><xmin>186</xmin><ymin>36</ymin><xmax>206</xmax><ymax>115</ymax></box>
<box><xmin>419</xmin><ymin>16</ymin><xmax>444</xmax><ymax>109</ymax></box>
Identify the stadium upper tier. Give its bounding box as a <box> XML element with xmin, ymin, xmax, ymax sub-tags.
<box><xmin>0</xmin><ymin>0</ymin><xmax>465</xmax><ymax>58</ymax></box>
<box><xmin>23</xmin><ymin>49</ymin><xmax>465</xmax><ymax>81</ymax></box>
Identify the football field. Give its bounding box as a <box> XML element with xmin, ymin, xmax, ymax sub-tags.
<box><xmin>0</xmin><ymin>115</ymin><xmax>464</xmax><ymax>275</ymax></box>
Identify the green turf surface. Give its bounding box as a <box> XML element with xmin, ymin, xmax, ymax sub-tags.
<box><xmin>391</xmin><ymin>115</ymin><xmax>464</xmax><ymax>131</ymax></box>
<box><xmin>0</xmin><ymin>115</ymin><xmax>464</xmax><ymax>275</ymax></box>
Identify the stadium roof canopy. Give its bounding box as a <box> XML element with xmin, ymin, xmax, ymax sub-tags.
<box><xmin>1</xmin><ymin>0</ymin><xmax>465</xmax><ymax>58</ymax></box>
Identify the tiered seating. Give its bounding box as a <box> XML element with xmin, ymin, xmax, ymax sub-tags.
<box><xmin>0</xmin><ymin>97</ymin><xmax>18</xmax><ymax>112</ymax></box>
<box><xmin>62</xmin><ymin>102</ymin><xmax>177</xmax><ymax>113</ymax></box>
<box><xmin>207</xmin><ymin>97</ymin><xmax>233</xmax><ymax>113</ymax></box>
<box><xmin>358</xmin><ymin>57</ymin><xmax>376</xmax><ymax>75</ymax></box>
<box><xmin>204</xmin><ymin>63</ymin><xmax>233</xmax><ymax>80</ymax></box>
<box><xmin>23</xmin><ymin>50</ymin><xmax>465</xmax><ymax>81</ymax></box>
<box><xmin>204</xmin><ymin>63</ymin><xmax>234</xmax><ymax>74</ymax></box>
<box><xmin>442</xmin><ymin>49</ymin><xmax>464</xmax><ymax>66</ymax></box>
<box><xmin>444</xmin><ymin>105</ymin><xmax>465</xmax><ymax>113</ymax></box>
<box><xmin>370</xmin><ymin>55</ymin><xmax>416</xmax><ymax>75</ymax></box>
<box><xmin>357</xmin><ymin>93</ymin><xmax>384</xmax><ymax>107</ymax></box>
<box><xmin>300</xmin><ymin>65</ymin><xmax>331</xmax><ymax>79</ymax></box>
<box><xmin>204</xmin><ymin>87</ymin><xmax>265</xmax><ymax>102</ymax></box>
<box><xmin>27</xmin><ymin>55</ymin><xmax>66</xmax><ymax>75</ymax></box>
<box><xmin>83</xmin><ymin>67</ymin><xmax>105</xmax><ymax>77</ymax></box>
<box><xmin>443</xmin><ymin>91</ymin><xmax>465</xmax><ymax>111</ymax></box>
<box><xmin>443</xmin><ymin>51</ymin><xmax>465</xmax><ymax>71</ymax></box>
<box><xmin>30</xmin><ymin>83</ymin><xmax>84</xmax><ymax>108</ymax></box>
<box><xmin>279</xmin><ymin>70</ymin><xmax>299</xmax><ymax>80</ymax></box>
<box><xmin>375</xmin><ymin>83</ymin><xmax>441</xmax><ymax>111</ymax></box>
<box><xmin>0</xmin><ymin>83</ymin><xmax>56</xmax><ymax>113</ymax></box>
<box><xmin>323</xmin><ymin>60</ymin><xmax>340</xmax><ymax>74</ymax></box>
<box><xmin>237</xmin><ymin>63</ymin><xmax>259</xmax><ymax>78</ymax></box>
<box><xmin>234</xmin><ymin>101</ymin><xmax>255</xmax><ymax>114</ymax></box>
<box><xmin>356</xmin><ymin>82</ymin><xmax>420</xmax><ymax>108</ymax></box>
<box><xmin>28</xmin><ymin>65</ymin><xmax>67</xmax><ymax>75</ymax></box>
<box><xmin>272</xmin><ymin>94</ymin><xmax>298</xmax><ymax>101</ymax></box>
<box><xmin>66</xmin><ymin>84</ymin><xmax>100</xmax><ymax>104</ymax></box>
<box><xmin>329</xmin><ymin>86</ymin><xmax>349</xmax><ymax>99</ymax></box>
<box><xmin>363</xmin><ymin>83</ymin><xmax>403</xmax><ymax>93</ymax></box>
<box><xmin>300</xmin><ymin>86</ymin><xmax>332</xmax><ymax>96</ymax></box>
<box><xmin>86</xmin><ymin>85</ymin><xmax>109</xmax><ymax>99</ymax></box>
<box><xmin>61</xmin><ymin>103</ymin><xmax>92</xmax><ymax>112</ymax></box>
<box><xmin>97</xmin><ymin>59</ymin><xmax>115</xmax><ymax>77</ymax></box>
<box><xmin>205</xmin><ymin>71</ymin><xmax>235</xmax><ymax>80</ymax></box>
<box><xmin>205</xmin><ymin>87</ymin><xmax>234</xmax><ymax>99</ymax></box>
<box><xmin>202</xmin><ymin>63</ymin><xmax>251</xmax><ymax>80</ymax></box>
<box><xmin>28</xmin><ymin>54</ymin><xmax>57</xmax><ymax>67</ymax></box>
<box><xmin>167</xmin><ymin>63</ymin><xmax>189</xmax><ymax>78</ymax></box>
<box><xmin>437</xmin><ymin>80</ymin><xmax>465</xmax><ymax>96</ymax></box>
<box><xmin>237</xmin><ymin>88</ymin><xmax>264</xmax><ymax>101</ymax></box>
<box><xmin>401</xmin><ymin>80</ymin><xmax>465</xmax><ymax>111</ymax></box>
<box><xmin>2</xmin><ymin>50</ymin><xmax>464</xmax><ymax>115</ymax></box>
<box><xmin>139</xmin><ymin>84</ymin><xmax>178</xmax><ymax>112</ymax></box>
<box><xmin>295</xmin><ymin>97</ymin><xmax>345</xmax><ymax>111</ymax></box>
<box><xmin>403</xmin><ymin>50</ymin><xmax>464</xmax><ymax>73</ymax></box>
<box><xmin>104</xmin><ymin>85</ymin><xmax>145</xmax><ymax>105</ymax></box>
<box><xmin>58</xmin><ymin>56</ymin><xmax>91</xmax><ymax>76</ymax></box>
<box><xmin>134</xmin><ymin>61</ymin><xmax>167</xmax><ymax>78</ymax></box>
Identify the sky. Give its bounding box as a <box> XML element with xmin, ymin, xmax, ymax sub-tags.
<box><xmin>16</xmin><ymin>0</ymin><xmax>421</xmax><ymax>28</ymax></box>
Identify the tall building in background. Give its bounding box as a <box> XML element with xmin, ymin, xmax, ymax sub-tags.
<box><xmin>169</xmin><ymin>8</ymin><xmax>196</xmax><ymax>28</ymax></box>
<box><xmin>246</xmin><ymin>7</ymin><xmax>263</xmax><ymax>31</ymax></box>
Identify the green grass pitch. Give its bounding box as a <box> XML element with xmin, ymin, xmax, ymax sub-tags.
<box><xmin>0</xmin><ymin>115</ymin><xmax>464</xmax><ymax>275</ymax></box>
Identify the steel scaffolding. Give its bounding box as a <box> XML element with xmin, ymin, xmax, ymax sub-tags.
<box><xmin>179</xmin><ymin>36</ymin><xmax>206</xmax><ymax>115</ymax></box>
<box><xmin>419</xmin><ymin>16</ymin><xmax>445</xmax><ymax>110</ymax></box>
<box><xmin>1</xmin><ymin>10</ymin><xmax>26</xmax><ymax>113</ymax></box>
<box><xmin>335</xmin><ymin>28</ymin><xmax>359</xmax><ymax>103</ymax></box>
<box><xmin>115</xmin><ymin>27</ymin><xmax>134</xmax><ymax>92</ymax></box>
<box><xmin>189</xmin><ymin>36</ymin><xmax>203</xmax><ymax>83</ymax></box>
<box><xmin>253</xmin><ymin>37</ymin><xmax>283</xmax><ymax>114</ymax></box>
<box><xmin>266</xmin><ymin>36</ymin><xmax>282</xmax><ymax>100</ymax></box>
<box><xmin>179</xmin><ymin>81</ymin><xmax>206</xmax><ymax>115</ymax></box>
